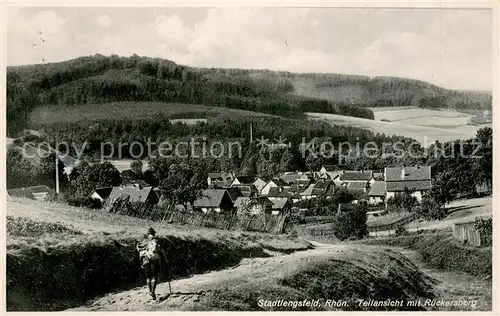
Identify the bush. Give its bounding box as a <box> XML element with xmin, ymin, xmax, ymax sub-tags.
<box><xmin>333</xmin><ymin>205</ymin><xmax>368</xmax><ymax>241</ymax></box>
<box><xmin>418</xmin><ymin>197</ymin><xmax>446</xmax><ymax>220</ymax></box>
<box><xmin>475</xmin><ymin>217</ymin><xmax>492</xmax><ymax>246</ymax></box>
<box><xmin>395</xmin><ymin>226</ymin><xmax>408</xmax><ymax>236</ymax></box>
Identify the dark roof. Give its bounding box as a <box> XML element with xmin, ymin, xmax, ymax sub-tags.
<box><xmin>312</xmin><ymin>180</ymin><xmax>333</xmax><ymax>195</ymax></box>
<box><xmin>368</xmin><ymin>181</ymin><xmax>386</xmax><ymax>196</ymax></box>
<box><xmin>267</xmin><ymin>187</ymin><xmax>288</xmax><ymax>198</ymax></box>
<box><xmin>271</xmin><ymin>178</ymin><xmax>290</xmax><ymax>187</ymax></box>
<box><xmin>346</xmin><ymin>182</ymin><xmax>368</xmax><ymax>190</ymax></box>
<box><xmin>225</xmin><ymin>187</ymin><xmax>244</xmax><ymax>202</ymax></box>
<box><xmin>322</xmin><ymin>165</ymin><xmax>342</xmax><ymax>172</ymax></box>
<box><xmin>194</xmin><ymin>189</ymin><xmax>231</xmax><ymax>208</ymax></box>
<box><xmin>208</xmin><ymin>172</ymin><xmax>234</xmax><ymax>182</ymax></box>
<box><xmin>269</xmin><ymin>198</ymin><xmax>291</xmax><ymax>210</ymax></box>
<box><xmin>28</xmin><ymin>185</ymin><xmax>51</xmax><ymax>194</ymax></box>
<box><xmin>7</xmin><ymin>187</ymin><xmax>35</xmax><ymax>199</ymax></box>
<box><xmin>386</xmin><ymin>180</ymin><xmax>432</xmax><ymax>192</ymax></box>
<box><xmin>280</xmin><ymin>172</ymin><xmax>310</xmax><ymax>184</ymax></box>
<box><xmin>234</xmin><ymin>176</ymin><xmax>256</xmax><ymax>184</ymax></box>
<box><xmin>385</xmin><ymin>166</ymin><xmax>431</xmax><ymax>182</ymax></box>
<box><xmin>92</xmin><ymin>187</ymin><xmax>113</xmax><ymax>199</ymax></box>
<box><xmin>109</xmin><ymin>186</ymin><xmax>155</xmax><ymax>204</ymax></box>
<box><xmin>340</xmin><ymin>171</ymin><xmax>373</xmax><ymax>181</ymax></box>
<box><xmin>7</xmin><ymin>185</ymin><xmax>51</xmax><ymax>198</ymax></box>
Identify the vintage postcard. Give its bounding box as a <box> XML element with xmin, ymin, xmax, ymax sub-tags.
<box><xmin>2</xmin><ymin>1</ymin><xmax>497</xmax><ymax>313</ymax></box>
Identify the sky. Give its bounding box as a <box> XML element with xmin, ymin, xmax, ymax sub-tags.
<box><xmin>6</xmin><ymin>7</ymin><xmax>493</xmax><ymax>91</ymax></box>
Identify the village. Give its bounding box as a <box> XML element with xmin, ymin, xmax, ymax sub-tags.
<box><xmin>7</xmin><ymin>161</ymin><xmax>433</xmax><ymax>226</ymax></box>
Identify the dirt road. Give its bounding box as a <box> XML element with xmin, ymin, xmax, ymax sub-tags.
<box><xmin>370</xmin><ymin>197</ymin><xmax>492</xmax><ymax>237</ymax></box>
<box><xmin>69</xmin><ymin>240</ymin><xmax>490</xmax><ymax>311</ymax></box>
<box><xmin>69</xmin><ymin>242</ymin><xmax>353</xmax><ymax>311</ymax></box>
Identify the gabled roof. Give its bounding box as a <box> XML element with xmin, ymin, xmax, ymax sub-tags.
<box><xmin>385</xmin><ymin>166</ymin><xmax>431</xmax><ymax>182</ymax></box>
<box><xmin>208</xmin><ymin>172</ymin><xmax>234</xmax><ymax>182</ymax></box>
<box><xmin>235</xmin><ymin>196</ymin><xmax>273</xmax><ymax>209</ymax></box>
<box><xmin>28</xmin><ymin>185</ymin><xmax>51</xmax><ymax>194</ymax></box>
<box><xmin>7</xmin><ymin>185</ymin><xmax>51</xmax><ymax>198</ymax></box>
<box><xmin>7</xmin><ymin>187</ymin><xmax>35</xmax><ymax>199</ymax></box>
<box><xmin>269</xmin><ymin>198</ymin><xmax>290</xmax><ymax>210</ymax></box>
<box><xmin>280</xmin><ymin>172</ymin><xmax>310</xmax><ymax>184</ymax></box>
<box><xmin>368</xmin><ymin>181</ymin><xmax>386</xmax><ymax>196</ymax></box>
<box><xmin>234</xmin><ymin>175</ymin><xmax>256</xmax><ymax>185</ymax></box>
<box><xmin>109</xmin><ymin>186</ymin><xmax>155</xmax><ymax>204</ymax></box>
<box><xmin>225</xmin><ymin>187</ymin><xmax>244</xmax><ymax>202</ymax></box>
<box><xmin>312</xmin><ymin>180</ymin><xmax>332</xmax><ymax>195</ymax></box>
<box><xmin>321</xmin><ymin>165</ymin><xmax>343</xmax><ymax>172</ymax></box>
<box><xmin>300</xmin><ymin>183</ymin><xmax>316</xmax><ymax>196</ymax></box>
<box><xmin>267</xmin><ymin>187</ymin><xmax>288</xmax><ymax>198</ymax></box>
<box><xmin>340</xmin><ymin>170</ymin><xmax>373</xmax><ymax>181</ymax></box>
<box><xmin>91</xmin><ymin>187</ymin><xmax>113</xmax><ymax>199</ymax></box>
<box><xmin>194</xmin><ymin>189</ymin><xmax>230</xmax><ymax>208</ymax></box>
<box><xmin>346</xmin><ymin>181</ymin><xmax>368</xmax><ymax>191</ymax></box>
<box><xmin>386</xmin><ymin>180</ymin><xmax>432</xmax><ymax>192</ymax></box>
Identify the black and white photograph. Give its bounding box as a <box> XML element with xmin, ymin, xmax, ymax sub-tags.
<box><xmin>4</xmin><ymin>3</ymin><xmax>495</xmax><ymax>312</ymax></box>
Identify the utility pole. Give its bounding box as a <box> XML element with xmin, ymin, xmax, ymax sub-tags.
<box><xmin>55</xmin><ymin>153</ymin><xmax>60</xmax><ymax>194</ymax></box>
<box><xmin>249</xmin><ymin>122</ymin><xmax>253</xmax><ymax>144</ymax></box>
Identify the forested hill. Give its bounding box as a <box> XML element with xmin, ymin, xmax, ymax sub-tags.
<box><xmin>7</xmin><ymin>54</ymin><xmax>491</xmax><ymax>136</ymax></box>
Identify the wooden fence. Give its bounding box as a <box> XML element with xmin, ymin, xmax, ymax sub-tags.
<box><xmin>452</xmin><ymin>221</ymin><xmax>487</xmax><ymax>247</ymax></box>
<box><xmin>366</xmin><ymin>213</ymin><xmax>418</xmax><ymax>233</ymax></box>
<box><xmin>149</xmin><ymin>207</ymin><xmax>292</xmax><ymax>234</ymax></box>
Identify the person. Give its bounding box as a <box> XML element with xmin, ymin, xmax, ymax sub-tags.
<box><xmin>136</xmin><ymin>227</ymin><xmax>169</xmax><ymax>300</ymax></box>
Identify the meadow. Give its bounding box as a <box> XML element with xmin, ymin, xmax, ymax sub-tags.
<box><xmin>28</xmin><ymin>102</ymin><xmax>274</xmax><ymax>128</ymax></box>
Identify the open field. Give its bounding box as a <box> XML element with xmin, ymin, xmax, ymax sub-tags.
<box><xmin>28</xmin><ymin>102</ymin><xmax>274</xmax><ymax>127</ymax></box>
<box><xmin>306</xmin><ymin>112</ymin><xmax>475</xmax><ymax>145</ymax></box>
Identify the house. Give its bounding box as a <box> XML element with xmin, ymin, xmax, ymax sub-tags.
<box><xmin>384</xmin><ymin>166</ymin><xmax>431</xmax><ymax>202</ymax></box>
<box><xmin>268</xmin><ymin>198</ymin><xmax>292</xmax><ymax>215</ymax></box>
<box><xmin>339</xmin><ymin>170</ymin><xmax>375</xmax><ymax>185</ymax></box>
<box><xmin>312</xmin><ymin>179</ymin><xmax>335</xmax><ymax>198</ymax></box>
<box><xmin>234</xmin><ymin>196</ymin><xmax>273</xmax><ymax>215</ymax></box>
<box><xmin>88</xmin><ymin>187</ymin><xmax>113</xmax><ymax>202</ymax></box>
<box><xmin>252</xmin><ymin>177</ymin><xmax>268</xmax><ymax>193</ymax></box>
<box><xmin>207</xmin><ymin>172</ymin><xmax>235</xmax><ymax>188</ymax></box>
<box><xmin>107</xmin><ymin>185</ymin><xmax>160</xmax><ymax>217</ymax></box>
<box><xmin>260</xmin><ymin>178</ymin><xmax>288</xmax><ymax>196</ymax></box>
<box><xmin>7</xmin><ymin>185</ymin><xmax>52</xmax><ymax>201</ymax></box>
<box><xmin>193</xmin><ymin>189</ymin><xmax>234</xmax><ymax>213</ymax></box>
<box><xmin>229</xmin><ymin>184</ymin><xmax>258</xmax><ymax>198</ymax></box>
<box><xmin>267</xmin><ymin>186</ymin><xmax>289</xmax><ymax>200</ymax></box>
<box><xmin>346</xmin><ymin>181</ymin><xmax>369</xmax><ymax>193</ymax></box>
<box><xmin>368</xmin><ymin>181</ymin><xmax>386</xmax><ymax>205</ymax></box>
<box><xmin>299</xmin><ymin>183</ymin><xmax>318</xmax><ymax>200</ymax></box>
<box><xmin>230</xmin><ymin>175</ymin><xmax>256</xmax><ymax>186</ymax></box>
<box><xmin>279</xmin><ymin>172</ymin><xmax>311</xmax><ymax>186</ymax></box>
<box><xmin>225</xmin><ymin>187</ymin><xmax>244</xmax><ymax>203</ymax></box>
<box><xmin>319</xmin><ymin>165</ymin><xmax>344</xmax><ymax>181</ymax></box>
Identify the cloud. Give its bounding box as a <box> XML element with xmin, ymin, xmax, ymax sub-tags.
<box><xmin>96</xmin><ymin>15</ymin><xmax>112</xmax><ymax>28</ymax></box>
<box><xmin>6</xmin><ymin>8</ymin><xmax>493</xmax><ymax>90</ymax></box>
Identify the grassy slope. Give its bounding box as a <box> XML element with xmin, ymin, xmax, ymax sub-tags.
<box><xmin>73</xmin><ymin>243</ymin><xmax>436</xmax><ymax>311</ymax></box>
<box><xmin>28</xmin><ymin>102</ymin><xmax>275</xmax><ymax>127</ymax></box>
<box><xmin>6</xmin><ymin>197</ymin><xmax>311</xmax><ymax>311</ymax></box>
<box><xmin>360</xmin><ymin>231</ymin><xmax>492</xmax><ymax>278</ymax></box>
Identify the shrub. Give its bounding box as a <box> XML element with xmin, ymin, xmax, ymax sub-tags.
<box><xmin>474</xmin><ymin>216</ymin><xmax>492</xmax><ymax>246</ymax></box>
<box><xmin>395</xmin><ymin>226</ymin><xmax>408</xmax><ymax>236</ymax></box>
<box><xmin>333</xmin><ymin>205</ymin><xmax>368</xmax><ymax>241</ymax></box>
<box><xmin>418</xmin><ymin>197</ymin><xmax>446</xmax><ymax>220</ymax></box>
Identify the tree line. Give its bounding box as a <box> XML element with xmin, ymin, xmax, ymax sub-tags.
<box><xmin>6</xmin><ymin>54</ymin><xmax>375</xmax><ymax>136</ymax></box>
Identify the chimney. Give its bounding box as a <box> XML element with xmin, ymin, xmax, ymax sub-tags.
<box><xmin>401</xmin><ymin>168</ymin><xmax>405</xmax><ymax>180</ymax></box>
